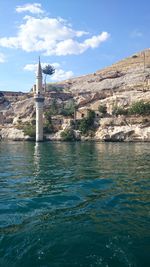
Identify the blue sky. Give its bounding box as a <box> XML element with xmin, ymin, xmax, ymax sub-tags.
<box><xmin>0</xmin><ymin>0</ymin><xmax>149</xmax><ymax>92</ymax></box>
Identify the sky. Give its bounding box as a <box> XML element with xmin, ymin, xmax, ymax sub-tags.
<box><xmin>0</xmin><ymin>0</ymin><xmax>149</xmax><ymax>92</ymax></box>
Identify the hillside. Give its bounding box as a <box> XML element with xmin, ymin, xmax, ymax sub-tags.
<box><xmin>56</xmin><ymin>49</ymin><xmax>150</xmax><ymax>108</ymax></box>
<box><xmin>58</xmin><ymin>49</ymin><xmax>150</xmax><ymax>93</ymax></box>
<box><xmin>0</xmin><ymin>49</ymin><xmax>150</xmax><ymax>141</ymax></box>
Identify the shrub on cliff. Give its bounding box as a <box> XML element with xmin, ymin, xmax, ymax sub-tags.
<box><xmin>44</xmin><ymin>112</ymin><xmax>54</xmax><ymax>133</ymax></box>
<box><xmin>60</xmin><ymin>129</ymin><xmax>75</xmax><ymax>141</ymax></box>
<box><xmin>78</xmin><ymin>110</ymin><xmax>95</xmax><ymax>134</ymax></box>
<box><xmin>98</xmin><ymin>105</ymin><xmax>107</xmax><ymax>114</ymax></box>
<box><xmin>47</xmin><ymin>84</ymin><xmax>63</xmax><ymax>91</ymax></box>
<box><xmin>23</xmin><ymin>123</ymin><xmax>35</xmax><ymax>138</ymax></box>
<box><xmin>112</xmin><ymin>106</ymin><xmax>128</xmax><ymax>116</ymax></box>
<box><xmin>129</xmin><ymin>100</ymin><xmax>150</xmax><ymax>115</ymax></box>
<box><xmin>60</xmin><ymin>100</ymin><xmax>76</xmax><ymax>116</ymax></box>
<box><xmin>45</xmin><ymin>99</ymin><xmax>58</xmax><ymax>115</ymax></box>
<box><xmin>44</xmin><ymin>121</ymin><xmax>54</xmax><ymax>134</ymax></box>
<box><xmin>78</xmin><ymin>118</ymin><xmax>89</xmax><ymax>134</ymax></box>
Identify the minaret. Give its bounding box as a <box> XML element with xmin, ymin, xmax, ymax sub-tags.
<box><xmin>34</xmin><ymin>57</ymin><xmax>44</xmax><ymax>142</ymax></box>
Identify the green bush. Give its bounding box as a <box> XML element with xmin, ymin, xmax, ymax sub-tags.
<box><xmin>129</xmin><ymin>100</ymin><xmax>150</xmax><ymax>115</ymax></box>
<box><xmin>78</xmin><ymin>118</ymin><xmax>89</xmax><ymax>134</ymax></box>
<box><xmin>44</xmin><ymin>110</ymin><xmax>52</xmax><ymax>121</ymax></box>
<box><xmin>31</xmin><ymin>119</ymin><xmax>36</xmax><ymax>125</ymax></box>
<box><xmin>87</xmin><ymin>110</ymin><xmax>95</xmax><ymax>124</ymax></box>
<box><xmin>98</xmin><ymin>105</ymin><xmax>107</xmax><ymax>114</ymax></box>
<box><xmin>47</xmin><ymin>84</ymin><xmax>63</xmax><ymax>91</ymax></box>
<box><xmin>23</xmin><ymin>117</ymin><xmax>54</xmax><ymax>137</ymax></box>
<box><xmin>23</xmin><ymin>123</ymin><xmax>36</xmax><ymax>138</ymax></box>
<box><xmin>78</xmin><ymin>110</ymin><xmax>95</xmax><ymax>135</ymax></box>
<box><xmin>60</xmin><ymin>100</ymin><xmax>76</xmax><ymax>116</ymax></box>
<box><xmin>112</xmin><ymin>106</ymin><xmax>128</xmax><ymax>116</ymax></box>
<box><xmin>44</xmin><ymin>112</ymin><xmax>54</xmax><ymax>133</ymax></box>
<box><xmin>112</xmin><ymin>101</ymin><xmax>150</xmax><ymax>116</ymax></box>
<box><xmin>61</xmin><ymin>129</ymin><xmax>75</xmax><ymax>141</ymax></box>
<box><xmin>44</xmin><ymin>122</ymin><xmax>54</xmax><ymax>134</ymax></box>
<box><xmin>45</xmin><ymin>99</ymin><xmax>58</xmax><ymax>115</ymax></box>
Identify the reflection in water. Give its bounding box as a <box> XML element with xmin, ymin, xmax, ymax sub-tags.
<box><xmin>34</xmin><ymin>143</ymin><xmax>41</xmax><ymax>177</ymax></box>
<box><xmin>0</xmin><ymin>141</ymin><xmax>149</xmax><ymax>267</ymax></box>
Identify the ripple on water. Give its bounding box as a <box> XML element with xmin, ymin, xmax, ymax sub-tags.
<box><xmin>0</xmin><ymin>141</ymin><xmax>150</xmax><ymax>267</ymax></box>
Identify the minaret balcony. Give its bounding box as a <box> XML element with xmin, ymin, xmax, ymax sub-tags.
<box><xmin>34</xmin><ymin>93</ymin><xmax>45</xmax><ymax>103</ymax></box>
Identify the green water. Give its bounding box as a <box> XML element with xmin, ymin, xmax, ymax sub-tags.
<box><xmin>0</xmin><ymin>141</ymin><xmax>149</xmax><ymax>267</ymax></box>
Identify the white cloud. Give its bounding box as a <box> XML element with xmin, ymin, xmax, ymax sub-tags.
<box><xmin>16</xmin><ymin>3</ymin><xmax>44</xmax><ymax>14</ymax></box>
<box><xmin>24</xmin><ymin>62</ymin><xmax>74</xmax><ymax>81</ymax></box>
<box><xmin>0</xmin><ymin>12</ymin><xmax>110</xmax><ymax>56</ymax></box>
<box><xmin>54</xmin><ymin>39</ymin><xmax>83</xmax><ymax>56</ymax></box>
<box><xmin>24</xmin><ymin>62</ymin><xmax>60</xmax><ymax>72</ymax></box>
<box><xmin>24</xmin><ymin>63</ymin><xmax>37</xmax><ymax>71</ymax></box>
<box><xmin>0</xmin><ymin>53</ymin><xmax>6</xmax><ymax>63</ymax></box>
<box><xmin>83</xmin><ymin>32</ymin><xmax>110</xmax><ymax>48</ymax></box>
<box><xmin>53</xmin><ymin>32</ymin><xmax>110</xmax><ymax>56</ymax></box>
<box><xmin>51</xmin><ymin>69</ymin><xmax>74</xmax><ymax>81</ymax></box>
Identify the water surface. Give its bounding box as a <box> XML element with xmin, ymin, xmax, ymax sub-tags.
<box><xmin>0</xmin><ymin>141</ymin><xmax>149</xmax><ymax>267</ymax></box>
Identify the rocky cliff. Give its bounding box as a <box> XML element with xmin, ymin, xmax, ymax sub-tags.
<box><xmin>0</xmin><ymin>49</ymin><xmax>150</xmax><ymax>141</ymax></box>
<box><xmin>58</xmin><ymin>49</ymin><xmax>150</xmax><ymax>106</ymax></box>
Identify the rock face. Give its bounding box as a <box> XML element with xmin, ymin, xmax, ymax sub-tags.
<box><xmin>0</xmin><ymin>49</ymin><xmax>150</xmax><ymax>141</ymax></box>
<box><xmin>95</xmin><ymin>125</ymin><xmax>150</xmax><ymax>142</ymax></box>
<box><xmin>60</xmin><ymin>49</ymin><xmax>150</xmax><ymax>94</ymax></box>
<box><xmin>0</xmin><ymin>127</ymin><xmax>25</xmax><ymax>141</ymax></box>
<box><xmin>57</xmin><ymin>49</ymin><xmax>150</xmax><ymax>113</ymax></box>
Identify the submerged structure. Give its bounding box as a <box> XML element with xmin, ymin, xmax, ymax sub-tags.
<box><xmin>34</xmin><ymin>58</ymin><xmax>44</xmax><ymax>142</ymax></box>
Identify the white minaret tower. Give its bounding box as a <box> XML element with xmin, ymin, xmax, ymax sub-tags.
<box><xmin>34</xmin><ymin>57</ymin><xmax>44</xmax><ymax>142</ymax></box>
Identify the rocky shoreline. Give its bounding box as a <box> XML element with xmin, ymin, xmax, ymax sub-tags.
<box><xmin>1</xmin><ymin>120</ymin><xmax>150</xmax><ymax>142</ymax></box>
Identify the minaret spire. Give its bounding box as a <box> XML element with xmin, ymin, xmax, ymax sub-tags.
<box><xmin>36</xmin><ymin>56</ymin><xmax>42</xmax><ymax>94</ymax></box>
<box><xmin>37</xmin><ymin>56</ymin><xmax>42</xmax><ymax>77</ymax></box>
<box><xmin>34</xmin><ymin>57</ymin><xmax>45</xmax><ymax>142</ymax></box>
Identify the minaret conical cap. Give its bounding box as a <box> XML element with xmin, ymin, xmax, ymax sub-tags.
<box><xmin>37</xmin><ymin>56</ymin><xmax>42</xmax><ymax>77</ymax></box>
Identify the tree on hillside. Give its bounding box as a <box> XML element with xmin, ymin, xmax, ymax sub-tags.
<box><xmin>78</xmin><ymin>110</ymin><xmax>95</xmax><ymax>134</ymax></box>
<box><xmin>61</xmin><ymin>99</ymin><xmax>76</xmax><ymax>116</ymax></box>
<box><xmin>42</xmin><ymin>65</ymin><xmax>55</xmax><ymax>92</ymax></box>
